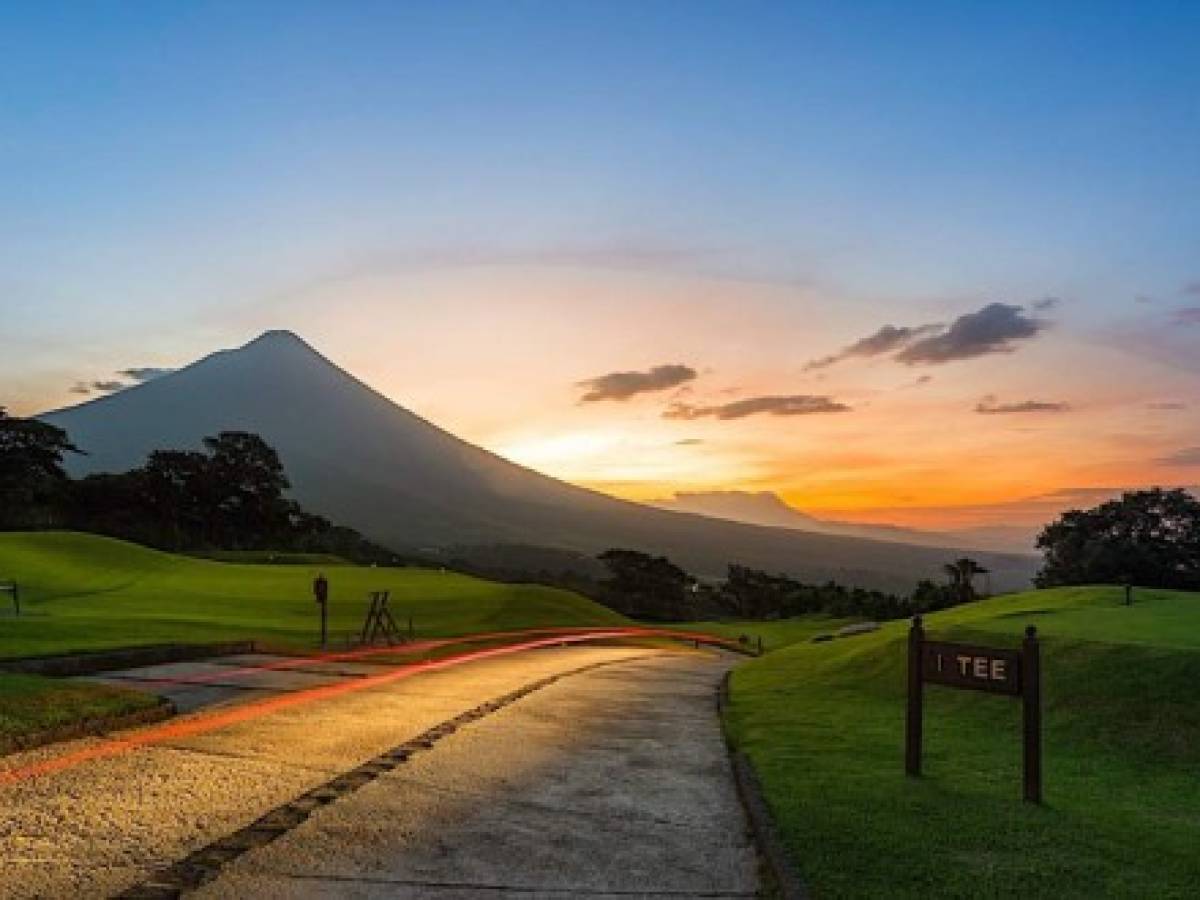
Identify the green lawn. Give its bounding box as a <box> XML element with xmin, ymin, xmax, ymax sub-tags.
<box><xmin>0</xmin><ymin>531</ymin><xmax>626</xmax><ymax>659</ymax></box>
<box><xmin>675</xmin><ymin>615</ymin><xmax>858</xmax><ymax>652</ymax></box>
<box><xmin>0</xmin><ymin>674</ymin><xmax>162</xmax><ymax>749</ymax></box>
<box><xmin>724</xmin><ymin>585</ymin><xmax>1200</xmax><ymax>897</ymax></box>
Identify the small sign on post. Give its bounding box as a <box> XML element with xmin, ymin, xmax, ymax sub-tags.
<box><xmin>313</xmin><ymin>573</ymin><xmax>329</xmax><ymax>647</ymax></box>
<box><xmin>905</xmin><ymin>615</ymin><xmax>1042</xmax><ymax>803</ymax></box>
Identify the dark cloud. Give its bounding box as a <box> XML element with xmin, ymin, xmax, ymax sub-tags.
<box><xmin>803</xmin><ymin>323</ymin><xmax>940</xmax><ymax>371</ymax></box>
<box><xmin>71</xmin><ymin>379</ymin><xmax>129</xmax><ymax>394</ymax></box>
<box><xmin>896</xmin><ymin>303</ymin><xmax>1047</xmax><ymax>365</ymax></box>
<box><xmin>578</xmin><ymin>364</ymin><xmax>697</xmax><ymax>402</ymax></box>
<box><xmin>118</xmin><ymin>366</ymin><xmax>176</xmax><ymax>382</ymax></box>
<box><xmin>664</xmin><ymin>394</ymin><xmax>851</xmax><ymax>420</ymax></box>
<box><xmin>1157</xmin><ymin>446</ymin><xmax>1200</xmax><ymax>466</ymax></box>
<box><xmin>1147</xmin><ymin>401</ymin><xmax>1187</xmax><ymax>411</ymax></box>
<box><xmin>975</xmin><ymin>395</ymin><xmax>1070</xmax><ymax>415</ymax></box>
<box><xmin>1032</xmin><ymin>296</ymin><xmax>1060</xmax><ymax>311</ymax></box>
<box><xmin>1172</xmin><ymin>307</ymin><xmax>1200</xmax><ymax>325</ymax></box>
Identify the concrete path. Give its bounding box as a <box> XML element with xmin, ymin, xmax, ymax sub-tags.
<box><xmin>0</xmin><ymin>647</ymin><xmax>758</xmax><ymax>899</ymax></box>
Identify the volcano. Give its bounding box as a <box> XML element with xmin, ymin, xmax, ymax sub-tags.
<box><xmin>43</xmin><ymin>331</ymin><xmax>1037</xmax><ymax>592</ymax></box>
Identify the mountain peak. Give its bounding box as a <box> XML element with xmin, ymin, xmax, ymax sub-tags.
<box><xmin>244</xmin><ymin>329</ymin><xmax>310</xmax><ymax>349</ymax></box>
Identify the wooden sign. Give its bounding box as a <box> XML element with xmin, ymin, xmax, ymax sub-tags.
<box><xmin>905</xmin><ymin>616</ymin><xmax>1042</xmax><ymax>803</ymax></box>
<box><xmin>921</xmin><ymin>641</ymin><xmax>1020</xmax><ymax>695</ymax></box>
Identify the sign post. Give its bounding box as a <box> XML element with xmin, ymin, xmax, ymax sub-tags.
<box><xmin>905</xmin><ymin>615</ymin><xmax>1042</xmax><ymax>802</ymax></box>
<box><xmin>313</xmin><ymin>574</ymin><xmax>329</xmax><ymax>648</ymax></box>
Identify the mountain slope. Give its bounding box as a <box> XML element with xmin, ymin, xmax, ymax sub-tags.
<box><xmin>42</xmin><ymin>331</ymin><xmax>1038</xmax><ymax>592</ymax></box>
<box><xmin>651</xmin><ymin>490</ymin><xmax>1037</xmax><ymax>553</ymax></box>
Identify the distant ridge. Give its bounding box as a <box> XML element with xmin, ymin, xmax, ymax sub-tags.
<box><xmin>43</xmin><ymin>331</ymin><xmax>1038</xmax><ymax>592</ymax></box>
<box><xmin>651</xmin><ymin>490</ymin><xmax>1036</xmax><ymax>554</ymax></box>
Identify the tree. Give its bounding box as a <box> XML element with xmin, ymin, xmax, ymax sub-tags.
<box><xmin>202</xmin><ymin>431</ymin><xmax>292</xmax><ymax>548</ymax></box>
<box><xmin>0</xmin><ymin>407</ymin><xmax>81</xmax><ymax>528</ymax></box>
<box><xmin>943</xmin><ymin>557</ymin><xmax>988</xmax><ymax>604</ymax></box>
<box><xmin>597</xmin><ymin>549</ymin><xmax>696</xmax><ymax>620</ymax></box>
<box><xmin>1036</xmin><ymin>488</ymin><xmax>1200</xmax><ymax>590</ymax></box>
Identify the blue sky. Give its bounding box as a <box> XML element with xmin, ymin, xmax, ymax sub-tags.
<box><xmin>3</xmin><ymin>2</ymin><xmax>1198</xmax><ymax>524</ymax></box>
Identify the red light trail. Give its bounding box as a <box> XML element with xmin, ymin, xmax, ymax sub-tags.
<box><xmin>0</xmin><ymin>627</ymin><xmax>742</xmax><ymax>787</ymax></box>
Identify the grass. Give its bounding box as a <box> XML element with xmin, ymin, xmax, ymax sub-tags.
<box><xmin>0</xmin><ymin>673</ymin><xmax>162</xmax><ymax>749</ymax></box>
<box><xmin>674</xmin><ymin>615</ymin><xmax>858</xmax><ymax>652</ymax></box>
<box><xmin>0</xmin><ymin>531</ymin><xmax>626</xmax><ymax>659</ymax></box>
<box><xmin>723</xmin><ymin>585</ymin><xmax>1200</xmax><ymax>897</ymax></box>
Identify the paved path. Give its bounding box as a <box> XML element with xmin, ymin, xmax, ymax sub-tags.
<box><xmin>0</xmin><ymin>647</ymin><xmax>757</xmax><ymax>899</ymax></box>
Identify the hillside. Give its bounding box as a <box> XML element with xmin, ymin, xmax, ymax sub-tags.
<box><xmin>39</xmin><ymin>331</ymin><xmax>1037</xmax><ymax>593</ymax></box>
<box><xmin>0</xmin><ymin>532</ymin><xmax>625</xmax><ymax>658</ymax></box>
<box><xmin>723</xmin><ymin>585</ymin><xmax>1200</xmax><ymax>896</ymax></box>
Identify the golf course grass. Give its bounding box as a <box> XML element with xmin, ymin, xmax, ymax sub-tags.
<box><xmin>723</xmin><ymin>585</ymin><xmax>1200</xmax><ymax>897</ymax></box>
<box><xmin>676</xmin><ymin>615</ymin><xmax>857</xmax><ymax>652</ymax></box>
<box><xmin>0</xmin><ymin>531</ymin><xmax>626</xmax><ymax>659</ymax></box>
<box><xmin>0</xmin><ymin>531</ymin><xmax>626</xmax><ymax>748</ymax></box>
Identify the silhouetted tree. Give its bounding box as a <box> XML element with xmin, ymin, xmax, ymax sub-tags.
<box><xmin>943</xmin><ymin>557</ymin><xmax>988</xmax><ymax>604</ymax></box>
<box><xmin>597</xmin><ymin>549</ymin><xmax>696</xmax><ymax>620</ymax></box>
<box><xmin>1036</xmin><ymin>488</ymin><xmax>1200</xmax><ymax>590</ymax></box>
<box><xmin>0</xmin><ymin>407</ymin><xmax>81</xmax><ymax>528</ymax></box>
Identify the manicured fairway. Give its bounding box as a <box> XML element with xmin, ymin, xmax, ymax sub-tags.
<box><xmin>723</xmin><ymin>585</ymin><xmax>1200</xmax><ymax>897</ymax></box>
<box><xmin>0</xmin><ymin>531</ymin><xmax>626</xmax><ymax>659</ymax></box>
<box><xmin>674</xmin><ymin>615</ymin><xmax>857</xmax><ymax>652</ymax></box>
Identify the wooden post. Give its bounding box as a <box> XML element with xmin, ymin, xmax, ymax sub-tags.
<box><xmin>1022</xmin><ymin>625</ymin><xmax>1042</xmax><ymax>803</ymax></box>
<box><xmin>905</xmin><ymin>615</ymin><xmax>924</xmax><ymax>777</ymax></box>
<box><xmin>757</xmin><ymin>635</ymin><xmax>764</xmax><ymax>655</ymax></box>
<box><xmin>1124</xmin><ymin>583</ymin><xmax>1133</xmax><ymax>606</ymax></box>
<box><xmin>11</xmin><ymin>583</ymin><xmax>18</xmax><ymax>617</ymax></box>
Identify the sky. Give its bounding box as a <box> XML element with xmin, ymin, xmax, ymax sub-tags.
<box><xmin>2</xmin><ymin>1</ymin><xmax>1198</xmax><ymax>530</ymax></box>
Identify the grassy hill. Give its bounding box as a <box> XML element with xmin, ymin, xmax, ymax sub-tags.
<box><xmin>0</xmin><ymin>531</ymin><xmax>626</xmax><ymax>659</ymax></box>
<box><xmin>723</xmin><ymin>585</ymin><xmax>1200</xmax><ymax>897</ymax></box>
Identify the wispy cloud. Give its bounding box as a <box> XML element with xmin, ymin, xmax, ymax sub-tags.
<box><xmin>896</xmin><ymin>303</ymin><xmax>1048</xmax><ymax>365</ymax></box>
<box><xmin>975</xmin><ymin>395</ymin><xmax>1070</xmax><ymax>415</ymax></box>
<box><xmin>1031</xmin><ymin>296</ymin><xmax>1061</xmax><ymax>311</ymax></box>
<box><xmin>803</xmin><ymin>323</ymin><xmax>940</xmax><ymax>371</ymax></box>
<box><xmin>1157</xmin><ymin>447</ymin><xmax>1200</xmax><ymax>466</ymax></box>
<box><xmin>1147</xmin><ymin>401</ymin><xmax>1187</xmax><ymax>411</ymax></box>
<box><xmin>1172</xmin><ymin>307</ymin><xmax>1200</xmax><ymax>325</ymax></box>
<box><xmin>118</xmin><ymin>366</ymin><xmax>175</xmax><ymax>382</ymax></box>
<box><xmin>664</xmin><ymin>394</ymin><xmax>850</xmax><ymax>420</ymax></box>
<box><xmin>578</xmin><ymin>364</ymin><xmax>697</xmax><ymax>402</ymax></box>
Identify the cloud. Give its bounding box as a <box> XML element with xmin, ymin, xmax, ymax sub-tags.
<box><xmin>1182</xmin><ymin>281</ymin><xmax>1200</xmax><ymax>296</ymax></box>
<box><xmin>896</xmin><ymin>302</ymin><xmax>1048</xmax><ymax>365</ymax></box>
<box><xmin>803</xmin><ymin>323</ymin><xmax>940</xmax><ymax>371</ymax></box>
<box><xmin>578</xmin><ymin>364</ymin><xmax>697</xmax><ymax>402</ymax></box>
<box><xmin>71</xmin><ymin>379</ymin><xmax>128</xmax><ymax>395</ymax></box>
<box><xmin>664</xmin><ymin>394</ymin><xmax>851</xmax><ymax>420</ymax></box>
<box><xmin>1147</xmin><ymin>401</ymin><xmax>1187</xmax><ymax>411</ymax></box>
<box><xmin>1172</xmin><ymin>307</ymin><xmax>1200</xmax><ymax>325</ymax></box>
<box><xmin>975</xmin><ymin>395</ymin><xmax>1070</xmax><ymax>415</ymax></box>
<box><xmin>1157</xmin><ymin>446</ymin><xmax>1200</xmax><ymax>466</ymax></box>
<box><xmin>674</xmin><ymin>438</ymin><xmax>704</xmax><ymax>446</ymax></box>
<box><xmin>69</xmin><ymin>383</ymin><xmax>92</xmax><ymax>395</ymax></box>
<box><xmin>118</xmin><ymin>366</ymin><xmax>175</xmax><ymax>382</ymax></box>
<box><xmin>1032</xmin><ymin>296</ymin><xmax>1061</xmax><ymax>311</ymax></box>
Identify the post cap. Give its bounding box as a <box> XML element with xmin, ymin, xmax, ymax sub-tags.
<box><xmin>1025</xmin><ymin>624</ymin><xmax>1038</xmax><ymax>638</ymax></box>
<box><xmin>912</xmin><ymin>614</ymin><xmax>923</xmax><ymax>627</ymax></box>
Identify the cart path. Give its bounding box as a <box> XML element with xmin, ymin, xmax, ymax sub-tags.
<box><xmin>0</xmin><ymin>648</ymin><xmax>758</xmax><ymax>899</ymax></box>
<box><xmin>193</xmin><ymin>652</ymin><xmax>757</xmax><ymax>899</ymax></box>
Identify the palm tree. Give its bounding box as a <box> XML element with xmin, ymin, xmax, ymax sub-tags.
<box><xmin>944</xmin><ymin>557</ymin><xmax>989</xmax><ymax>604</ymax></box>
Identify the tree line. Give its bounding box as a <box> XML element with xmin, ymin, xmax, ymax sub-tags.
<box><xmin>592</xmin><ymin>549</ymin><xmax>988</xmax><ymax>621</ymax></box>
<box><xmin>0</xmin><ymin>408</ymin><xmax>399</xmax><ymax>563</ymax></box>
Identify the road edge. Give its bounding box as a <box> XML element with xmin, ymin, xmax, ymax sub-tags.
<box><xmin>718</xmin><ymin>669</ymin><xmax>808</xmax><ymax>900</ymax></box>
